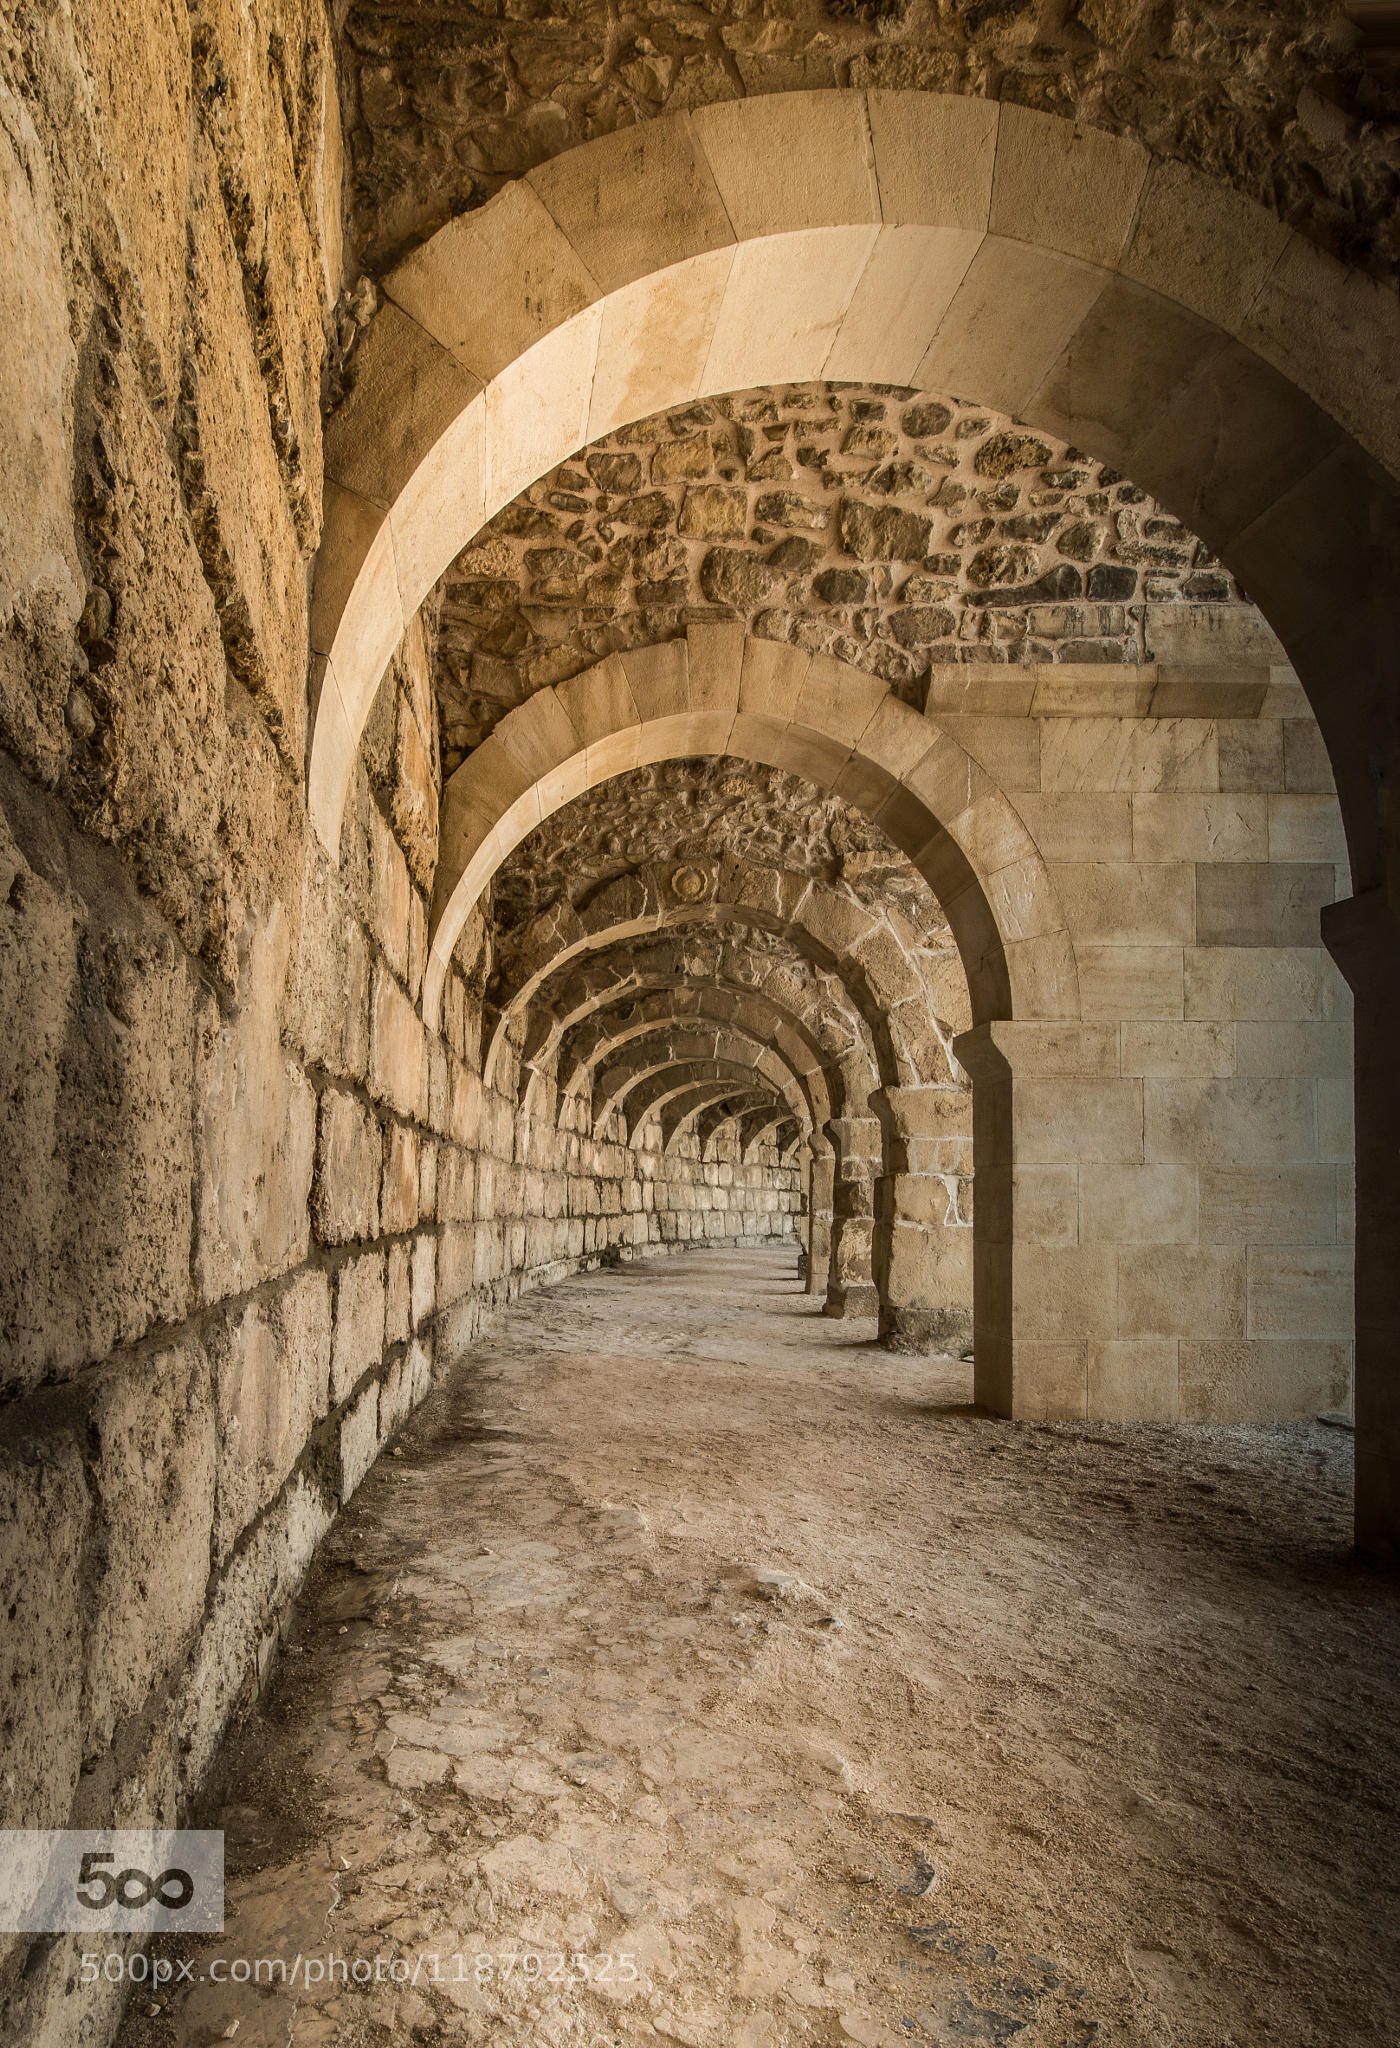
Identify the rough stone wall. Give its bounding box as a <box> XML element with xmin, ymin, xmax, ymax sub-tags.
<box><xmin>0</xmin><ymin>15</ymin><xmax>794</xmax><ymax>2047</ymax></box>
<box><xmin>436</xmin><ymin>381</ymin><xmax>1251</xmax><ymax>769</ymax></box>
<box><xmin>339</xmin><ymin>1</ymin><xmax>1399</xmax><ymax>289</ymax></box>
<box><xmin>490</xmin><ymin>750</ymin><xmax>950</xmax><ymax>942</ymax></box>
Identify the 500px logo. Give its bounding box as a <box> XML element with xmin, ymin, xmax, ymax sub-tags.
<box><xmin>0</xmin><ymin>1832</ymin><xmax>224</xmax><ymax>1934</ymax></box>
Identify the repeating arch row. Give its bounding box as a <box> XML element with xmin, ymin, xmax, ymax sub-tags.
<box><xmin>495</xmin><ymin>880</ymin><xmax>889</xmax><ymax>1096</ymax></box>
<box><xmin>549</xmin><ymin>985</ymin><xmax>846</xmax><ymax>1123</ymax></box>
<box><xmin>591</xmin><ymin>1029</ymin><xmax>817</xmax><ymax>1137</ymax></box>
<box><xmin>450</xmin><ymin>632</ymin><xmax>1054</xmax><ymax>1041</ymax></box>
<box><xmin>309</xmin><ymin>89</ymin><xmax>1400</xmax><ymax>901</ymax></box>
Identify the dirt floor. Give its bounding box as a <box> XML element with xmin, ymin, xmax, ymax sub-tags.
<box><xmin>117</xmin><ymin>1246</ymin><xmax>1400</xmax><ymax>2048</ymax></box>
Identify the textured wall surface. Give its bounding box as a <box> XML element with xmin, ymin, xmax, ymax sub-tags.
<box><xmin>0</xmin><ymin>14</ymin><xmax>785</xmax><ymax>2047</ymax></box>
<box><xmin>338</xmin><ymin>0</ymin><xmax>1400</xmax><ymax>287</ymax></box>
<box><xmin>433</xmin><ymin>380</ymin><xmax>1252</xmax><ymax>770</ymax></box>
<box><xmin>0</xmin><ymin>9</ymin><xmax>1381</xmax><ymax>2041</ymax></box>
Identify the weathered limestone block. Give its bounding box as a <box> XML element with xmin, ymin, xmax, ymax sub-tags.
<box><xmin>0</xmin><ymin>1429</ymin><xmax>89</xmax><ymax>1828</ymax></box>
<box><xmin>1118</xmin><ymin>1247</ymin><xmax>1247</xmax><ymax>1340</ymax></box>
<box><xmin>1198</xmin><ymin>1165</ymin><xmax>1339</xmax><ymax>1245</ymax></box>
<box><xmin>393</xmin><ymin>694</ymin><xmax>440</xmax><ymax>893</ymax></box>
<box><xmin>85</xmin><ymin>1340</ymin><xmax>216</xmax><ymax>1754</ymax></box>
<box><xmin>1086</xmin><ymin>1339</ymin><xmax>1181</xmax><ymax>1425</ymax></box>
<box><xmin>879</xmin><ymin>1217</ymin><xmax>973</xmax><ymax>1354</ymax></box>
<box><xmin>1079</xmin><ymin>1163</ymin><xmax>1197</xmax><ymax>1244</ymax></box>
<box><xmin>382</xmin><ymin>1120</ymin><xmax>420</xmax><ymax>1233</ymax></box>
<box><xmin>183</xmin><ymin>138</ymin><xmax>310</xmax><ymax>765</ymax></box>
<box><xmin>1195</xmin><ymin>862</ymin><xmax>1336</xmax><ymax>948</ymax></box>
<box><xmin>340</xmin><ymin>1384</ymin><xmax>381</xmax><ymax>1501</ymax></box>
<box><xmin>286</xmin><ymin>844</ymin><xmax>372</xmax><ymax>1083</ymax></box>
<box><xmin>370</xmin><ymin>962</ymin><xmax>427</xmax><ymax>1118</ymax></box>
<box><xmin>194</xmin><ymin>910</ymin><xmax>317</xmax><ymax>1302</ymax></box>
<box><xmin>1118</xmin><ymin>1021</ymin><xmax>1236</xmax><ymax>1076</ymax></box>
<box><xmin>1184</xmin><ymin>945</ymin><xmax>1349</xmax><ymax>1021</ymax></box>
<box><xmin>1015</xmin><ymin>1245</ymin><xmax>1120</xmax><ymax>1344</ymax></box>
<box><xmin>1054</xmin><ymin>861</ymin><xmax>1196</xmax><ymax>944</ymax></box>
<box><xmin>0</xmin><ymin>779</ymin><xmax>198</xmax><ymax>1387</ymax></box>
<box><xmin>1077</xmin><ymin>943</ymin><xmax>1185</xmax><ymax>1021</ymax></box>
<box><xmin>210</xmin><ymin>1270</ymin><xmax>333</xmax><ymax>1561</ymax></box>
<box><xmin>176</xmin><ymin>1475</ymin><xmax>334</xmax><ymax>1794</ymax></box>
<box><xmin>1014</xmin><ymin>1078</ymin><xmax>1145</xmax><ymax>1164</ymax></box>
<box><xmin>1040</xmin><ymin>719</ymin><xmax>1217</xmax><ymax>794</ymax></box>
<box><xmin>411</xmin><ymin>1233</ymin><xmax>437</xmax><ymax>1330</ymax></box>
<box><xmin>419</xmin><ymin>1137</ymin><xmax>439</xmax><ymax>1220</ymax></box>
<box><xmin>1246</xmin><ymin>1247</ymin><xmax>1352</xmax><ymax>1340</ymax></box>
<box><xmin>1179</xmin><ymin>1340</ymin><xmax>1351</xmax><ymax>1424</ymax></box>
<box><xmin>369</xmin><ymin>801</ymin><xmax>412</xmax><ymax>979</ymax></box>
<box><xmin>1268</xmin><ymin>794</ymin><xmax>1349</xmax><ymax>865</ymax></box>
<box><xmin>332</xmin><ymin>1252</ymin><xmax>388</xmax><ymax>1405</ymax></box>
<box><xmin>1144</xmin><ymin>1076</ymin><xmax>1318</xmax><ymax>1165</ymax></box>
<box><xmin>313</xmin><ymin>1088</ymin><xmax>381</xmax><ymax>1243</ymax></box>
<box><xmin>378</xmin><ymin>1353</ymin><xmax>411</xmax><ymax>1438</ymax></box>
<box><xmin>386</xmin><ymin>1240</ymin><xmax>413</xmax><ymax>1341</ymax></box>
<box><xmin>435</xmin><ymin>1223</ymin><xmax>474</xmax><ymax>1307</ymax></box>
<box><xmin>0</xmin><ymin>87</ymin><xmax>83</xmax><ymax>777</ymax></box>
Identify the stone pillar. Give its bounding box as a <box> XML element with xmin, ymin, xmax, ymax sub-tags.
<box><xmin>956</xmin><ymin>1011</ymin><xmax>1355</xmax><ymax>1428</ymax></box>
<box><xmin>822</xmin><ymin>1116</ymin><xmax>880</xmax><ymax>1318</ymax></box>
<box><xmin>1323</xmin><ymin>888</ymin><xmax>1399</xmax><ymax>1563</ymax></box>
<box><xmin>871</xmin><ymin>1086</ymin><xmax>974</xmax><ymax>1353</ymax></box>
<box><xmin>806</xmin><ymin>1145</ymin><xmax>834</xmax><ymax>1297</ymax></box>
<box><xmin>953</xmin><ymin>1022</ymin><xmax>1126</xmax><ymax>1421</ymax></box>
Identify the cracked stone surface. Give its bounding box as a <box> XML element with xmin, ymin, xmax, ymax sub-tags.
<box><xmin>118</xmin><ymin>1248</ymin><xmax>1398</xmax><ymax>2048</ymax></box>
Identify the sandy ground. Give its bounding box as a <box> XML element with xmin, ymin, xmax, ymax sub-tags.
<box><xmin>117</xmin><ymin>1246</ymin><xmax>1400</xmax><ymax>2048</ymax></box>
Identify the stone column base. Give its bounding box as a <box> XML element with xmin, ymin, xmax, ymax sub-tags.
<box><xmin>823</xmin><ymin>1283</ymin><xmax>880</xmax><ymax>1319</ymax></box>
<box><xmin>879</xmin><ymin>1305</ymin><xmax>974</xmax><ymax>1356</ymax></box>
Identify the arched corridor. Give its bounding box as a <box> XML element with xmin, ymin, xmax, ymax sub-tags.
<box><xmin>115</xmin><ymin>1247</ymin><xmax>1399</xmax><ymax>2048</ymax></box>
<box><xmin>4</xmin><ymin>7</ymin><xmax>1400</xmax><ymax>2044</ymax></box>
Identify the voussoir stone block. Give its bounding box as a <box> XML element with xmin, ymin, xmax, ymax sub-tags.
<box><xmin>324</xmin><ymin>302</ymin><xmax>483</xmax><ymax>511</ymax></box>
<box><xmin>867</xmin><ymin>90</ymin><xmax>998</xmax><ymax>231</ymax></box>
<box><xmin>527</xmin><ymin>115</ymin><xmax>734</xmax><ymax>293</ymax></box>
<box><xmin>990</xmin><ymin>103</ymin><xmax>1149</xmax><ymax>270</ymax></box>
<box><xmin>385</xmin><ymin>181</ymin><xmax>600</xmax><ymax>384</ymax></box>
<box><xmin>1122</xmin><ymin>157</ymin><xmax>1292</xmax><ymax>336</ymax></box>
<box><xmin>692</xmin><ymin>91</ymin><xmax>880</xmax><ymax>239</ymax></box>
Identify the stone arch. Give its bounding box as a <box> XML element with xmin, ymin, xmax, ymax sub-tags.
<box><xmin>296</xmin><ymin>94</ymin><xmax>1400</xmax><ymax>1508</ymax></box>
<box><xmin>697</xmin><ymin>1103</ymin><xmax>800</xmax><ymax>1163</ymax></box>
<box><xmin>309</xmin><ymin>88</ymin><xmax>1400</xmax><ymax>915</ymax></box>
<box><xmin>590</xmin><ymin>1029</ymin><xmax>818</xmax><ymax>1139</ymax></box>
<box><xmin>488</xmin><ymin>901</ymin><xmax>941</xmax><ymax>1118</ymax></box>
<box><xmin>549</xmin><ymin>986</ymin><xmax>844</xmax><ymax>1126</ymax></box>
<box><xmin>427</xmin><ymin>631</ymin><xmax>1066</xmax><ymax>1036</ymax></box>
<box><xmin>558</xmin><ymin>1009</ymin><xmax>833</xmax><ymax>1137</ymax></box>
<box><xmin>487</xmin><ymin>871</ymin><xmax>913</xmax><ymax>1102</ymax></box>
<box><xmin>608</xmin><ymin>1058</ymin><xmax>802</xmax><ymax>1148</ymax></box>
<box><xmin>735</xmin><ymin>1106</ymin><xmax>800</xmax><ymax>1164</ymax></box>
<box><xmin>512</xmin><ymin>922</ymin><xmax>880</xmax><ymax>1105</ymax></box>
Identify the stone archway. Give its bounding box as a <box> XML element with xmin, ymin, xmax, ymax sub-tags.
<box><xmin>580</xmin><ymin>1020</ymin><xmax>829</xmax><ymax>1137</ymax></box>
<box><xmin>309</xmin><ymin>90</ymin><xmax>1399</xmax><ymax>904</ymax></box>
<box><xmin>426</xmin><ymin>631</ymin><xmax>1056</xmax><ymax>1032</ymax></box>
<box><xmin>306</xmin><ymin>91</ymin><xmax>1399</xmax><ymax>1549</ymax></box>
<box><xmin>489</xmin><ymin>856</ymin><xmax>961</xmax><ymax>1100</ymax></box>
